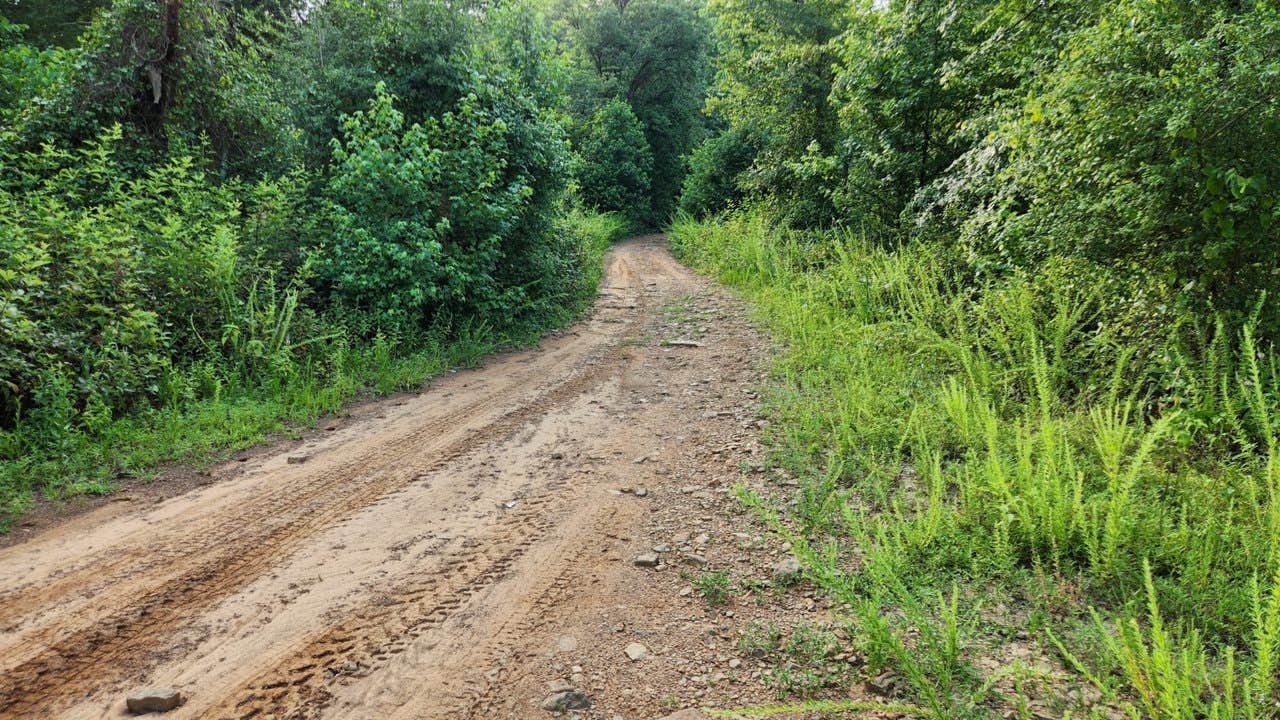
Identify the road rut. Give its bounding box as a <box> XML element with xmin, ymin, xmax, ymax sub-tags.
<box><xmin>0</xmin><ymin>236</ymin><xmax>800</xmax><ymax>719</ymax></box>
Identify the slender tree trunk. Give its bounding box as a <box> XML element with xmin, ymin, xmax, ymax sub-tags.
<box><xmin>140</xmin><ymin>0</ymin><xmax>181</xmax><ymax>138</ymax></box>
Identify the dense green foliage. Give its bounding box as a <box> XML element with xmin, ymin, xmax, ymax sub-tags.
<box><xmin>679</xmin><ymin>0</ymin><xmax>1280</xmax><ymax>716</ymax></box>
<box><xmin>1</xmin><ymin>130</ymin><xmax>271</xmax><ymax>423</ymax></box>
<box><xmin>575</xmin><ymin>98</ymin><xmax>653</xmax><ymax>226</ymax></box>
<box><xmin>678</xmin><ymin>126</ymin><xmax>756</xmax><ymax>218</ymax></box>
<box><xmin>555</xmin><ymin>0</ymin><xmax>712</xmax><ymax>226</ymax></box>
<box><xmin>701</xmin><ymin>0</ymin><xmax>1280</xmax><ymax>331</ymax></box>
<box><xmin>959</xmin><ymin>3</ymin><xmax>1280</xmax><ymax>336</ymax></box>
<box><xmin>701</xmin><ymin>0</ymin><xmax>843</xmax><ymax>226</ymax></box>
<box><xmin>272</xmin><ymin>0</ymin><xmax>475</xmax><ymax>169</ymax></box>
<box><xmin>321</xmin><ymin>82</ymin><xmax>572</xmax><ymax>335</ymax></box>
<box><xmin>0</xmin><ymin>0</ymin><xmax>628</xmax><ymax>524</ymax></box>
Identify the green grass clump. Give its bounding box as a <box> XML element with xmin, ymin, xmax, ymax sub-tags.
<box><xmin>672</xmin><ymin>211</ymin><xmax>1280</xmax><ymax>719</ymax></box>
<box><xmin>695</xmin><ymin>570</ymin><xmax>736</xmax><ymax>607</ymax></box>
<box><xmin>736</xmin><ymin>620</ymin><xmax>859</xmax><ymax>700</ymax></box>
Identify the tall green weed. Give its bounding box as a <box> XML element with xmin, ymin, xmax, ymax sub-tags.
<box><xmin>673</xmin><ymin>211</ymin><xmax>1280</xmax><ymax>717</ymax></box>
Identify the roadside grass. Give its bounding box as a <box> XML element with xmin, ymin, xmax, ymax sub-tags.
<box><xmin>0</xmin><ymin>329</ymin><xmax>497</xmax><ymax>522</ymax></box>
<box><xmin>671</xmin><ymin>211</ymin><xmax>1280</xmax><ymax>719</ymax></box>
<box><xmin>0</xmin><ymin>210</ymin><xmax>628</xmax><ymax>530</ymax></box>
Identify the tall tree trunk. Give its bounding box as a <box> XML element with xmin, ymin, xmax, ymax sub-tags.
<box><xmin>140</xmin><ymin>0</ymin><xmax>181</xmax><ymax>138</ymax></box>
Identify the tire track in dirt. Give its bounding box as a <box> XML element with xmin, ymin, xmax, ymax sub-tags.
<box><xmin>447</xmin><ymin>506</ymin><xmax>630</xmax><ymax>720</ymax></box>
<box><xmin>0</xmin><ymin>244</ymin><xmax>663</xmax><ymax>719</ymax></box>
<box><xmin>335</xmin><ymin>466</ymin><xmax>634</xmax><ymax>720</ymax></box>
<box><xmin>0</xmin><ymin>285</ymin><xmax>636</xmax><ymax>631</ymax></box>
<box><xmin>0</xmin><ymin>236</ymin><xmax>765</xmax><ymax>720</ymax></box>
<box><xmin>203</xmin><ymin>482</ymin><xmax>571</xmax><ymax>720</ymax></box>
<box><xmin>0</xmin><ymin>357</ymin><xmax>631</xmax><ymax>718</ymax></box>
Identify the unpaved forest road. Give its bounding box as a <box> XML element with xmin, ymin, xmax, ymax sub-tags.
<box><xmin>0</xmin><ymin>237</ymin><xmax>825</xmax><ymax>719</ymax></box>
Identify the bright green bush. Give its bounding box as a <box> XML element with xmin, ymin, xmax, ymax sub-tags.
<box><xmin>701</xmin><ymin>0</ymin><xmax>844</xmax><ymax>228</ymax></box>
<box><xmin>0</xmin><ymin>17</ymin><xmax>67</xmax><ymax>120</ymax></box>
<box><xmin>1</xmin><ymin>127</ymin><xmax>236</xmax><ymax>424</ymax></box>
<box><xmin>548</xmin><ymin>208</ymin><xmax>630</xmax><ymax>315</ymax></box>
<box><xmin>320</xmin><ymin>80</ymin><xmax>572</xmax><ymax>336</ymax></box>
<box><xmin>700</xmin><ymin>1</ymin><xmax>1280</xmax><ymax>343</ymax></box>
<box><xmin>321</xmin><ymin>85</ymin><xmax>509</xmax><ymax>336</ymax></box>
<box><xmin>0</xmin><ymin>125</ymin><xmax>341</xmax><ymax>416</ymax></box>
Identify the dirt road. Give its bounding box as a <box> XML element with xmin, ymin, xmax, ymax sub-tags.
<box><xmin>0</xmin><ymin>237</ymin><xmax>848</xmax><ymax>719</ymax></box>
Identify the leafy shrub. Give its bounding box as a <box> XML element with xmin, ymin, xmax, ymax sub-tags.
<box><xmin>237</xmin><ymin>168</ymin><xmax>324</xmax><ymax>273</ymax></box>
<box><xmin>0</xmin><ymin>17</ymin><xmax>67</xmax><ymax>121</ymax></box>
<box><xmin>951</xmin><ymin>1</ymin><xmax>1280</xmax><ymax>339</ymax></box>
<box><xmin>678</xmin><ymin>127</ymin><xmax>757</xmax><ymax>219</ymax></box>
<box><xmin>1</xmin><ymin>127</ymin><xmax>231</xmax><ymax>424</ymax></box>
<box><xmin>576</xmin><ymin>98</ymin><xmax>653</xmax><ymax>228</ymax></box>
<box><xmin>319</xmin><ymin>80</ymin><xmax>571</xmax><ymax>337</ymax></box>
<box><xmin>527</xmin><ymin>208</ymin><xmax>629</xmax><ymax>326</ymax></box>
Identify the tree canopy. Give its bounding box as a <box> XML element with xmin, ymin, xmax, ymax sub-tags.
<box><xmin>557</xmin><ymin>0</ymin><xmax>712</xmax><ymax>225</ymax></box>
